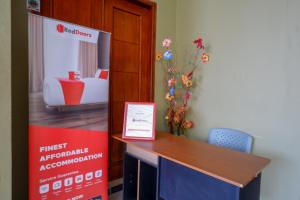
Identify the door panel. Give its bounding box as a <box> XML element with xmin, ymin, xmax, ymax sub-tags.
<box><xmin>105</xmin><ymin>0</ymin><xmax>156</xmax><ymax>180</ymax></box>
<box><xmin>113</xmin><ymin>9</ymin><xmax>141</xmax><ymax>44</ymax></box>
<box><xmin>53</xmin><ymin>0</ymin><xmax>92</xmax><ymax>27</ymax></box>
<box><xmin>112</xmin><ymin>41</ymin><xmax>140</xmax><ymax>73</ymax></box>
<box><xmin>111</xmin><ymin>72</ymin><xmax>139</xmax><ymax>102</ymax></box>
<box><xmin>41</xmin><ymin>0</ymin><xmax>104</xmax><ymax>29</ymax></box>
<box><xmin>40</xmin><ymin>0</ymin><xmax>53</xmax><ymax>17</ymax></box>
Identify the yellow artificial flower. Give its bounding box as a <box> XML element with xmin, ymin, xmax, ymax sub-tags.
<box><xmin>186</xmin><ymin>79</ymin><xmax>193</xmax><ymax>87</ymax></box>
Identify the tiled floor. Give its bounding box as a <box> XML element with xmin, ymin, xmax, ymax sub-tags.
<box><xmin>109</xmin><ymin>178</ymin><xmax>123</xmax><ymax>200</ymax></box>
<box><xmin>109</xmin><ymin>191</ymin><xmax>122</xmax><ymax>200</ymax></box>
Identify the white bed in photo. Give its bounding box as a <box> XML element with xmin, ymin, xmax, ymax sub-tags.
<box><xmin>43</xmin><ymin>75</ymin><xmax>109</xmax><ymax>107</ymax></box>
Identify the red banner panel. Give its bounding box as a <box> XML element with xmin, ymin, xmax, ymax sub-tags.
<box><xmin>29</xmin><ymin>126</ymin><xmax>108</xmax><ymax>200</ymax></box>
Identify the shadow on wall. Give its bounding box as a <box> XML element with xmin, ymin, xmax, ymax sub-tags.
<box><xmin>11</xmin><ymin>0</ymin><xmax>29</xmax><ymax>199</ymax></box>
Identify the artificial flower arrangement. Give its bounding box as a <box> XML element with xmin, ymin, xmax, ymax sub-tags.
<box><xmin>156</xmin><ymin>37</ymin><xmax>210</xmax><ymax>136</ymax></box>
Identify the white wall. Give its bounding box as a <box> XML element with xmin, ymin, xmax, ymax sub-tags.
<box><xmin>173</xmin><ymin>0</ymin><xmax>300</xmax><ymax>199</ymax></box>
<box><xmin>0</xmin><ymin>0</ymin><xmax>12</xmax><ymax>199</ymax></box>
<box><xmin>43</xmin><ymin>19</ymin><xmax>79</xmax><ymax>78</ymax></box>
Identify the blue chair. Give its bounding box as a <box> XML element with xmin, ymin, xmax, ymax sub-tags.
<box><xmin>208</xmin><ymin>128</ymin><xmax>253</xmax><ymax>153</ymax></box>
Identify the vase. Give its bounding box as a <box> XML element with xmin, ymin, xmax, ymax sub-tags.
<box><xmin>168</xmin><ymin>122</ymin><xmax>174</xmax><ymax>135</ymax></box>
<box><xmin>176</xmin><ymin>128</ymin><xmax>184</xmax><ymax>136</ymax></box>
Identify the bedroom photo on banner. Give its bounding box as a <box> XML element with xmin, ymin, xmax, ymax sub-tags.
<box><xmin>28</xmin><ymin>13</ymin><xmax>110</xmax><ymax>200</ymax></box>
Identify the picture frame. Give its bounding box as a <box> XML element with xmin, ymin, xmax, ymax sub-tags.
<box><xmin>122</xmin><ymin>102</ymin><xmax>156</xmax><ymax>140</ymax></box>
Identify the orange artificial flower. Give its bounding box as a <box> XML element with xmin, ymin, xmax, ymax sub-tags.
<box><xmin>173</xmin><ymin>112</ymin><xmax>182</xmax><ymax>124</ymax></box>
<box><xmin>201</xmin><ymin>53</ymin><xmax>209</xmax><ymax>63</ymax></box>
<box><xmin>181</xmin><ymin>74</ymin><xmax>188</xmax><ymax>85</ymax></box>
<box><xmin>173</xmin><ymin>106</ymin><xmax>186</xmax><ymax>124</ymax></box>
<box><xmin>182</xmin><ymin>120</ymin><xmax>193</xmax><ymax>129</ymax></box>
<box><xmin>156</xmin><ymin>52</ymin><xmax>163</xmax><ymax>61</ymax></box>
<box><xmin>165</xmin><ymin>92</ymin><xmax>174</xmax><ymax>101</ymax></box>
<box><xmin>181</xmin><ymin>74</ymin><xmax>193</xmax><ymax>88</ymax></box>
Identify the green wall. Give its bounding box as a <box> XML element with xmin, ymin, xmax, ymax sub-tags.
<box><xmin>155</xmin><ymin>0</ymin><xmax>177</xmax><ymax>131</ymax></box>
<box><xmin>0</xmin><ymin>0</ymin><xmax>12</xmax><ymax>199</ymax></box>
<box><xmin>155</xmin><ymin>0</ymin><xmax>300</xmax><ymax>199</ymax></box>
<box><xmin>1</xmin><ymin>0</ymin><xmax>299</xmax><ymax>199</ymax></box>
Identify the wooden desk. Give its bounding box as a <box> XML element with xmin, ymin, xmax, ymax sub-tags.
<box><xmin>113</xmin><ymin>132</ymin><xmax>270</xmax><ymax>200</ymax></box>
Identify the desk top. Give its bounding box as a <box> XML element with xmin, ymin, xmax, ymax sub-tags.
<box><xmin>112</xmin><ymin>132</ymin><xmax>270</xmax><ymax>188</ymax></box>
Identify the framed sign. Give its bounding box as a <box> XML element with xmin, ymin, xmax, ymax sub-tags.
<box><xmin>122</xmin><ymin>102</ymin><xmax>156</xmax><ymax>140</ymax></box>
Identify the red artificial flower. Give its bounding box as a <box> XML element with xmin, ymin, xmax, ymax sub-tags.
<box><xmin>185</xmin><ymin>91</ymin><xmax>191</xmax><ymax>101</ymax></box>
<box><xmin>186</xmin><ymin>70</ymin><xmax>194</xmax><ymax>79</ymax></box>
<box><xmin>193</xmin><ymin>38</ymin><xmax>204</xmax><ymax>49</ymax></box>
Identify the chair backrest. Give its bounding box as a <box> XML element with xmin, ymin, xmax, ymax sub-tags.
<box><xmin>208</xmin><ymin>128</ymin><xmax>253</xmax><ymax>153</ymax></box>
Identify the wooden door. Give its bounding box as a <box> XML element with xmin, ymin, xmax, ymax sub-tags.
<box><xmin>41</xmin><ymin>0</ymin><xmax>104</xmax><ymax>29</ymax></box>
<box><xmin>104</xmin><ymin>0</ymin><xmax>156</xmax><ymax>180</ymax></box>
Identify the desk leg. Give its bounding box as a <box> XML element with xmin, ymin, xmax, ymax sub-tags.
<box><xmin>123</xmin><ymin>152</ymin><xmax>158</xmax><ymax>200</ymax></box>
<box><xmin>239</xmin><ymin>173</ymin><xmax>261</xmax><ymax>200</ymax></box>
<box><xmin>123</xmin><ymin>153</ymin><xmax>138</xmax><ymax>200</ymax></box>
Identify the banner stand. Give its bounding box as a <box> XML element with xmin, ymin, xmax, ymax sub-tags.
<box><xmin>28</xmin><ymin>13</ymin><xmax>110</xmax><ymax>200</ymax></box>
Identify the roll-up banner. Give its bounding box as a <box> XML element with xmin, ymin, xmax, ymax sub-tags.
<box><xmin>28</xmin><ymin>13</ymin><xmax>110</xmax><ymax>200</ymax></box>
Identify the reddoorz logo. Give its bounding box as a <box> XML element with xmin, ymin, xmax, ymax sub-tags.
<box><xmin>56</xmin><ymin>24</ymin><xmax>92</xmax><ymax>38</ymax></box>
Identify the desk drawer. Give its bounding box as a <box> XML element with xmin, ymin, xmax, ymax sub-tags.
<box><xmin>159</xmin><ymin>158</ymin><xmax>261</xmax><ymax>200</ymax></box>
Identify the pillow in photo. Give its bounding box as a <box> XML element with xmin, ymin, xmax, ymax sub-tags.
<box><xmin>95</xmin><ymin>69</ymin><xmax>109</xmax><ymax>79</ymax></box>
<box><xmin>99</xmin><ymin>70</ymin><xmax>109</xmax><ymax>79</ymax></box>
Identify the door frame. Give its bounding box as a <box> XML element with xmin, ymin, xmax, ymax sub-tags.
<box><xmin>104</xmin><ymin>0</ymin><xmax>157</xmax><ymax>180</ymax></box>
